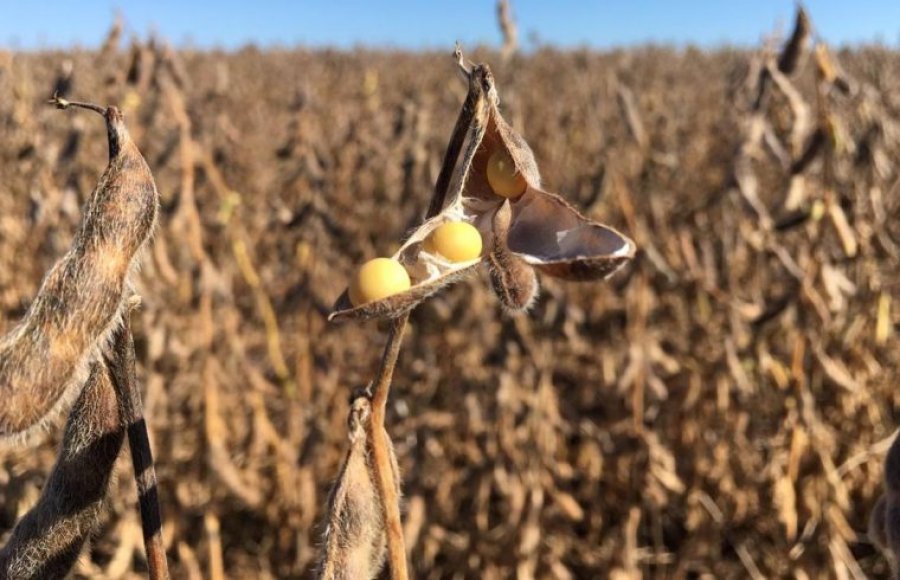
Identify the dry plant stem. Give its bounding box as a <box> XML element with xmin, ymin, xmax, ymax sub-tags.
<box><xmin>496</xmin><ymin>0</ymin><xmax>518</xmax><ymax>61</ymax></box>
<box><xmin>104</xmin><ymin>301</ymin><xmax>170</xmax><ymax>580</ymax></box>
<box><xmin>49</xmin><ymin>92</ymin><xmax>107</xmax><ymax>115</ymax></box>
<box><xmin>367</xmin><ymin>313</ymin><xmax>410</xmax><ymax>580</ymax></box>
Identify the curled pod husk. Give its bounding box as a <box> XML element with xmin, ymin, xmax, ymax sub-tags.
<box><xmin>488</xmin><ymin>201</ymin><xmax>538</xmax><ymax>310</ymax></box>
<box><xmin>453</xmin><ymin>65</ymin><xmax>635</xmax><ymax>283</ymax></box>
<box><xmin>0</xmin><ymin>103</ymin><xmax>158</xmax><ymax>438</ymax></box>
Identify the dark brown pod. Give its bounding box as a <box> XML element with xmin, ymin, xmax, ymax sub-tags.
<box><xmin>777</xmin><ymin>6</ymin><xmax>811</xmax><ymax>75</ymax></box>
<box><xmin>886</xmin><ymin>434</ymin><xmax>900</xmax><ymax>494</ymax></box>
<box><xmin>487</xmin><ymin>201</ymin><xmax>538</xmax><ymax>311</ymax></box>
<box><xmin>886</xmin><ymin>494</ymin><xmax>900</xmax><ymax>566</ymax></box>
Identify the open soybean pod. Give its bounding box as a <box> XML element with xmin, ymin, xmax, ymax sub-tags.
<box><xmin>454</xmin><ymin>66</ymin><xmax>635</xmax><ymax>285</ymax></box>
<box><xmin>329</xmin><ymin>59</ymin><xmax>634</xmax><ymax>322</ymax></box>
<box><xmin>328</xmin><ymin>67</ymin><xmax>493</xmax><ymax>323</ymax></box>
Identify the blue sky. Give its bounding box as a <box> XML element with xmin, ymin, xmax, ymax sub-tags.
<box><xmin>1</xmin><ymin>1</ymin><xmax>898</xmax><ymax>51</ymax></box>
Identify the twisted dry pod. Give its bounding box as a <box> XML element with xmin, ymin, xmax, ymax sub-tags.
<box><xmin>0</xmin><ymin>98</ymin><xmax>158</xmax><ymax>438</ymax></box>
<box><xmin>330</xmin><ymin>63</ymin><xmax>634</xmax><ymax>322</ymax></box>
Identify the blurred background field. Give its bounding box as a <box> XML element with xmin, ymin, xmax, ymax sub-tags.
<box><xmin>1</xmin><ymin>3</ymin><xmax>900</xmax><ymax>578</ymax></box>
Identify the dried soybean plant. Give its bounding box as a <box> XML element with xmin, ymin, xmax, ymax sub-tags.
<box><xmin>0</xmin><ymin>96</ymin><xmax>168</xmax><ymax>579</ymax></box>
<box><xmin>496</xmin><ymin>0</ymin><xmax>518</xmax><ymax>63</ymax></box>
<box><xmin>317</xmin><ymin>47</ymin><xmax>635</xmax><ymax>579</ymax></box>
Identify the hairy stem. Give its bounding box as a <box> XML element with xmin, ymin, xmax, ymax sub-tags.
<box><xmin>366</xmin><ymin>313</ymin><xmax>409</xmax><ymax>580</ymax></box>
<box><xmin>104</xmin><ymin>300</ymin><xmax>170</xmax><ymax>580</ymax></box>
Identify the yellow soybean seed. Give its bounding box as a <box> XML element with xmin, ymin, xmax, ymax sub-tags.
<box><xmin>425</xmin><ymin>221</ymin><xmax>483</xmax><ymax>263</ymax></box>
<box><xmin>349</xmin><ymin>258</ymin><xmax>411</xmax><ymax>306</ymax></box>
<box><xmin>486</xmin><ymin>149</ymin><xmax>527</xmax><ymax>198</ymax></box>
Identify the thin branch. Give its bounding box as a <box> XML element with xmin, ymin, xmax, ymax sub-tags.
<box><xmin>105</xmin><ymin>297</ymin><xmax>170</xmax><ymax>580</ymax></box>
<box><xmin>365</xmin><ymin>314</ymin><xmax>409</xmax><ymax>580</ymax></box>
<box><xmin>453</xmin><ymin>42</ymin><xmax>473</xmax><ymax>78</ymax></box>
<box><xmin>48</xmin><ymin>91</ymin><xmax>108</xmax><ymax>116</ymax></box>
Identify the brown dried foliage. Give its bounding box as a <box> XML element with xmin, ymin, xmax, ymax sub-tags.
<box><xmin>0</xmin><ymin>20</ymin><xmax>898</xmax><ymax>579</ymax></box>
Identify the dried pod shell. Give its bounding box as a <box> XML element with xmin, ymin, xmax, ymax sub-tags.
<box><xmin>317</xmin><ymin>396</ymin><xmax>397</xmax><ymax>580</ymax></box>
<box><xmin>330</xmin><ymin>260</ymin><xmax>478</xmax><ymax>322</ymax></box>
<box><xmin>329</xmin><ymin>207</ymin><xmax>483</xmax><ymax>322</ymax></box>
<box><xmin>453</xmin><ymin>66</ymin><xmax>634</xmax><ymax>282</ymax></box>
<box><xmin>487</xmin><ymin>201</ymin><xmax>538</xmax><ymax>310</ymax></box>
<box><xmin>0</xmin><ymin>102</ymin><xmax>158</xmax><ymax>438</ymax></box>
<box><xmin>813</xmin><ymin>43</ymin><xmax>852</xmax><ymax>95</ymax></box>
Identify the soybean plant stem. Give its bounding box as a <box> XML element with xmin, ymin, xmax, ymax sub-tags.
<box><xmin>48</xmin><ymin>92</ymin><xmax>108</xmax><ymax>116</ymax></box>
<box><xmin>367</xmin><ymin>312</ymin><xmax>410</xmax><ymax>580</ymax></box>
<box><xmin>105</xmin><ymin>298</ymin><xmax>170</xmax><ymax>580</ymax></box>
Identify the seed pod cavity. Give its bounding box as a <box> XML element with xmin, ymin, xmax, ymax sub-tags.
<box><xmin>445</xmin><ymin>68</ymin><xmax>541</xmax><ymax>208</ymax></box>
<box><xmin>506</xmin><ymin>189</ymin><xmax>635</xmax><ymax>281</ymax></box>
<box><xmin>329</xmin><ymin>206</ymin><xmax>484</xmax><ymax>322</ymax></box>
<box><xmin>450</xmin><ymin>66</ymin><xmax>634</xmax><ymax>282</ymax></box>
